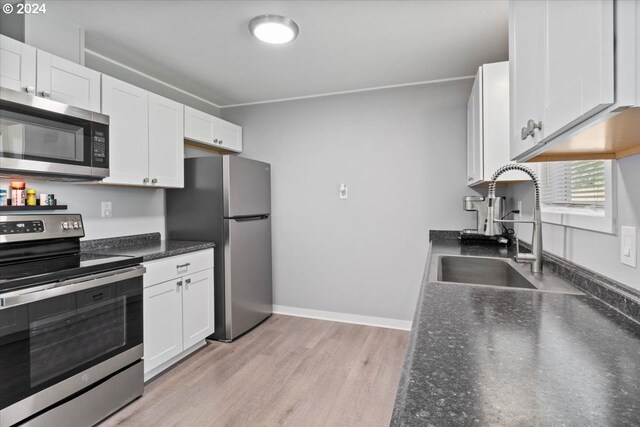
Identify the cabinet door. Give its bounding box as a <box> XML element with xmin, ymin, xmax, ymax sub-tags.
<box><xmin>184</xmin><ymin>106</ymin><xmax>215</xmax><ymax>144</ymax></box>
<box><xmin>509</xmin><ymin>0</ymin><xmax>546</xmax><ymax>160</ymax></box>
<box><xmin>101</xmin><ymin>75</ymin><xmax>149</xmax><ymax>186</ymax></box>
<box><xmin>218</xmin><ymin>119</ymin><xmax>243</xmax><ymax>153</ymax></box>
<box><xmin>182</xmin><ymin>268</ymin><xmax>214</xmax><ymax>349</ymax></box>
<box><xmin>543</xmin><ymin>0</ymin><xmax>614</xmax><ymax>138</ymax></box>
<box><xmin>0</xmin><ymin>35</ymin><xmax>36</xmax><ymax>93</ymax></box>
<box><xmin>36</xmin><ymin>50</ymin><xmax>101</xmax><ymax>112</ymax></box>
<box><xmin>148</xmin><ymin>93</ymin><xmax>184</xmax><ymax>188</ymax></box>
<box><xmin>467</xmin><ymin>67</ymin><xmax>483</xmax><ymax>186</ymax></box>
<box><xmin>143</xmin><ymin>278</ymin><xmax>183</xmax><ymax>373</ymax></box>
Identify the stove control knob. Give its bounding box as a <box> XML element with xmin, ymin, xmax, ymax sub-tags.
<box><xmin>61</xmin><ymin>221</ymin><xmax>69</xmax><ymax>230</ymax></box>
<box><xmin>73</xmin><ymin>221</ymin><xmax>80</xmax><ymax>229</ymax></box>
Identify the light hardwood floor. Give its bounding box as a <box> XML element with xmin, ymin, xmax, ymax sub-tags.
<box><xmin>99</xmin><ymin>315</ymin><xmax>409</xmax><ymax>427</ymax></box>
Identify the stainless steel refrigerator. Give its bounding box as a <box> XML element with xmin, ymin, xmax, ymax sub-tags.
<box><xmin>166</xmin><ymin>155</ymin><xmax>272</xmax><ymax>342</ymax></box>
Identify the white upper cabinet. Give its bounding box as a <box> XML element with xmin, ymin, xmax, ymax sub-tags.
<box><xmin>36</xmin><ymin>50</ymin><xmax>101</xmax><ymax>112</ymax></box>
<box><xmin>0</xmin><ymin>34</ymin><xmax>36</xmax><ymax>93</ymax></box>
<box><xmin>542</xmin><ymin>0</ymin><xmax>614</xmax><ymax>138</ymax></box>
<box><xmin>101</xmin><ymin>76</ymin><xmax>184</xmax><ymax>188</ymax></box>
<box><xmin>184</xmin><ymin>106</ymin><xmax>216</xmax><ymax>144</ymax></box>
<box><xmin>508</xmin><ymin>0</ymin><xmax>636</xmax><ymax>162</ymax></box>
<box><xmin>148</xmin><ymin>93</ymin><xmax>184</xmax><ymax>188</ymax></box>
<box><xmin>467</xmin><ymin>69</ymin><xmax>483</xmax><ymax>185</ymax></box>
<box><xmin>184</xmin><ymin>105</ymin><xmax>243</xmax><ymax>153</ymax></box>
<box><xmin>218</xmin><ymin>119</ymin><xmax>243</xmax><ymax>153</ymax></box>
<box><xmin>0</xmin><ymin>35</ymin><xmax>100</xmax><ymax>111</ymax></box>
<box><xmin>101</xmin><ymin>75</ymin><xmax>149</xmax><ymax>186</ymax></box>
<box><xmin>509</xmin><ymin>0</ymin><xmax>546</xmax><ymax>159</ymax></box>
<box><xmin>468</xmin><ymin>62</ymin><xmax>528</xmax><ymax>186</ymax></box>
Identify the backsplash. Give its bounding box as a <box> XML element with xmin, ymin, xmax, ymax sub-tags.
<box><xmin>0</xmin><ymin>179</ymin><xmax>165</xmax><ymax>240</ymax></box>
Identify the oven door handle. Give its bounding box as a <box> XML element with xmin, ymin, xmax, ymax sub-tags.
<box><xmin>0</xmin><ymin>265</ymin><xmax>145</xmax><ymax>309</ymax></box>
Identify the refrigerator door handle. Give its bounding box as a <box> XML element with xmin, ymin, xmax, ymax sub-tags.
<box><xmin>227</xmin><ymin>214</ymin><xmax>270</xmax><ymax>222</ymax></box>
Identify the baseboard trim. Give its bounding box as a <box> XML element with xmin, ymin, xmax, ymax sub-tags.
<box><xmin>272</xmin><ymin>305</ymin><xmax>413</xmax><ymax>331</ymax></box>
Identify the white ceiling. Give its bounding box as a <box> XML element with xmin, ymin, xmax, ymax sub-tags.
<box><xmin>49</xmin><ymin>1</ymin><xmax>508</xmax><ymax>107</ymax></box>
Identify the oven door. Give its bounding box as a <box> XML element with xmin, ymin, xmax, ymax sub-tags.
<box><xmin>0</xmin><ymin>265</ymin><xmax>144</xmax><ymax>426</ymax></box>
<box><xmin>0</xmin><ymin>87</ymin><xmax>109</xmax><ymax>181</ymax></box>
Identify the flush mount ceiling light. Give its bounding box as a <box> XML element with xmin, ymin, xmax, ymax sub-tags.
<box><xmin>249</xmin><ymin>14</ymin><xmax>299</xmax><ymax>44</ymax></box>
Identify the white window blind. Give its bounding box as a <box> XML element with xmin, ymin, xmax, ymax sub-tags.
<box><xmin>540</xmin><ymin>160</ymin><xmax>606</xmax><ymax>209</ymax></box>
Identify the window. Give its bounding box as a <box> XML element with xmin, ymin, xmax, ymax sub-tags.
<box><xmin>537</xmin><ymin>160</ymin><xmax>615</xmax><ymax>233</ymax></box>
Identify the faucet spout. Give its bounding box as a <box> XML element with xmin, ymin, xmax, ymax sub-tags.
<box><xmin>487</xmin><ymin>164</ymin><xmax>543</xmax><ymax>273</ymax></box>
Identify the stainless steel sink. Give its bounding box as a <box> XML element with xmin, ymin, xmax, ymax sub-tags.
<box><xmin>439</xmin><ymin>256</ymin><xmax>537</xmax><ymax>290</ymax></box>
<box><xmin>430</xmin><ymin>255</ymin><xmax>583</xmax><ymax>295</ymax></box>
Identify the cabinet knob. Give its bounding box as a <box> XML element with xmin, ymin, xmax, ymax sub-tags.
<box><xmin>521</xmin><ymin>119</ymin><xmax>543</xmax><ymax>140</ymax></box>
<box><xmin>213</xmin><ymin>139</ymin><xmax>218</xmax><ymax>143</ymax></box>
<box><xmin>25</xmin><ymin>86</ymin><xmax>35</xmax><ymax>94</ymax></box>
<box><xmin>185</xmin><ymin>279</ymin><xmax>191</xmax><ymax>285</ymax></box>
<box><xmin>468</xmin><ymin>177</ymin><xmax>473</xmax><ymax>182</ymax></box>
<box><xmin>219</xmin><ymin>140</ymin><xmax>223</xmax><ymax>145</ymax></box>
<box><xmin>151</xmin><ymin>178</ymin><xmax>158</xmax><ymax>184</ymax></box>
<box><xmin>143</xmin><ymin>177</ymin><xmax>149</xmax><ymax>184</ymax></box>
<box><xmin>40</xmin><ymin>90</ymin><xmax>51</xmax><ymax>98</ymax></box>
<box><xmin>177</xmin><ymin>281</ymin><xmax>183</xmax><ymax>287</ymax></box>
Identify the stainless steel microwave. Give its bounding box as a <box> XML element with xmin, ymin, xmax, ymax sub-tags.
<box><xmin>0</xmin><ymin>87</ymin><xmax>110</xmax><ymax>181</ymax></box>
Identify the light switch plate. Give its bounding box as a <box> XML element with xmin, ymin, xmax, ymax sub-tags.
<box><xmin>620</xmin><ymin>226</ymin><xmax>637</xmax><ymax>268</ymax></box>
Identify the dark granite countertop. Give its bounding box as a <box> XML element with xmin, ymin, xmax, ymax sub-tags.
<box><xmin>81</xmin><ymin>233</ymin><xmax>215</xmax><ymax>262</ymax></box>
<box><xmin>391</xmin><ymin>238</ymin><xmax>640</xmax><ymax>426</ymax></box>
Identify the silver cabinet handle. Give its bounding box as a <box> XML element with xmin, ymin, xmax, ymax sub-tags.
<box><xmin>151</xmin><ymin>178</ymin><xmax>158</xmax><ymax>184</ymax></box>
<box><xmin>177</xmin><ymin>262</ymin><xmax>191</xmax><ymax>269</ymax></box>
<box><xmin>40</xmin><ymin>90</ymin><xmax>51</xmax><ymax>98</ymax></box>
<box><xmin>143</xmin><ymin>177</ymin><xmax>149</xmax><ymax>183</ymax></box>
<box><xmin>521</xmin><ymin>119</ymin><xmax>543</xmax><ymax>140</ymax></box>
<box><xmin>25</xmin><ymin>86</ymin><xmax>35</xmax><ymax>94</ymax></box>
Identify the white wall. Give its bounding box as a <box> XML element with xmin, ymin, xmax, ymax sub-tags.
<box><xmin>222</xmin><ymin>79</ymin><xmax>478</xmax><ymax>324</ymax></box>
<box><xmin>1</xmin><ymin>179</ymin><xmax>165</xmax><ymax>241</ymax></box>
<box><xmin>506</xmin><ymin>154</ymin><xmax>640</xmax><ymax>291</ymax></box>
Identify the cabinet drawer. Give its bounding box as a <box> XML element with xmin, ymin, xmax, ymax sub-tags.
<box><xmin>143</xmin><ymin>249</ymin><xmax>214</xmax><ymax>287</ymax></box>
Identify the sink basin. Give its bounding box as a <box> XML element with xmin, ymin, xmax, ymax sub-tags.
<box><xmin>439</xmin><ymin>256</ymin><xmax>536</xmax><ymax>289</ymax></box>
<box><xmin>431</xmin><ymin>255</ymin><xmax>583</xmax><ymax>295</ymax></box>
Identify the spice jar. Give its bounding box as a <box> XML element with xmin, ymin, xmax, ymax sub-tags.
<box><xmin>26</xmin><ymin>189</ymin><xmax>37</xmax><ymax>206</ymax></box>
<box><xmin>10</xmin><ymin>181</ymin><xmax>26</xmax><ymax>206</ymax></box>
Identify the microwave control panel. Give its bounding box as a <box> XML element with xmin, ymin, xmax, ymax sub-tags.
<box><xmin>93</xmin><ymin>131</ymin><xmax>107</xmax><ymax>164</ymax></box>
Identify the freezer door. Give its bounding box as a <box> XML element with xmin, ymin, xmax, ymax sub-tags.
<box><xmin>224</xmin><ymin>156</ymin><xmax>271</xmax><ymax>217</ymax></box>
<box><xmin>224</xmin><ymin>215</ymin><xmax>273</xmax><ymax>339</ymax></box>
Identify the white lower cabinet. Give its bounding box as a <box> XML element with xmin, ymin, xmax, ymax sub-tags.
<box><xmin>182</xmin><ymin>269</ymin><xmax>214</xmax><ymax>349</ymax></box>
<box><xmin>143</xmin><ymin>249</ymin><xmax>214</xmax><ymax>380</ymax></box>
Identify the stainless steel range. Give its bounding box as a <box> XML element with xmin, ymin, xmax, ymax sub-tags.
<box><xmin>0</xmin><ymin>214</ymin><xmax>144</xmax><ymax>427</ymax></box>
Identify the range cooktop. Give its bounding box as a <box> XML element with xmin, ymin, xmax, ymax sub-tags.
<box><xmin>0</xmin><ymin>214</ymin><xmax>143</xmax><ymax>295</ymax></box>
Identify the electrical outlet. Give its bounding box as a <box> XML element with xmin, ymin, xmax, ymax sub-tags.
<box><xmin>620</xmin><ymin>226</ymin><xmax>637</xmax><ymax>268</ymax></box>
<box><xmin>101</xmin><ymin>201</ymin><xmax>112</xmax><ymax>218</ymax></box>
<box><xmin>339</xmin><ymin>184</ymin><xmax>348</xmax><ymax>199</ymax></box>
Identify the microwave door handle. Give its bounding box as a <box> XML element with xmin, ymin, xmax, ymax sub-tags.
<box><xmin>0</xmin><ymin>266</ymin><xmax>145</xmax><ymax>309</ymax></box>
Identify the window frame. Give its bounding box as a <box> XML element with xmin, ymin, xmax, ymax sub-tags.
<box><xmin>536</xmin><ymin>160</ymin><xmax>616</xmax><ymax>234</ymax></box>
